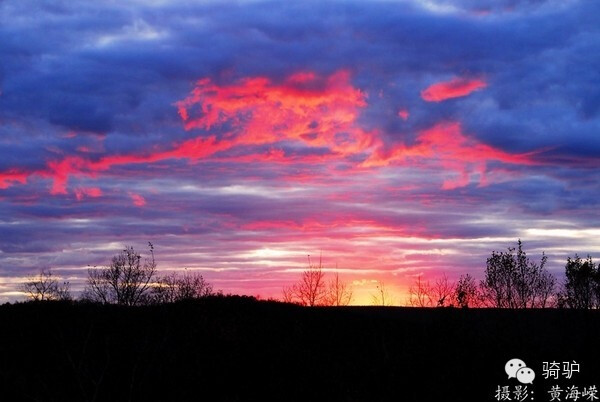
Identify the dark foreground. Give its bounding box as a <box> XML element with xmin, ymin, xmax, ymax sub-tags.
<box><xmin>1</xmin><ymin>297</ymin><xmax>599</xmax><ymax>402</ymax></box>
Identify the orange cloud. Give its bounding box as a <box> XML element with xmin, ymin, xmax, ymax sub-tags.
<box><xmin>421</xmin><ymin>77</ymin><xmax>487</xmax><ymax>102</ymax></box>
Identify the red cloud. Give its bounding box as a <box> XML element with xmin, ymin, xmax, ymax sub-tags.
<box><xmin>0</xmin><ymin>70</ymin><xmax>377</xmax><ymax>195</ymax></box>
<box><xmin>0</xmin><ymin>170</ymin><xmax>29</xmax><ymax>189</ymax></box>
<box><xmin>421</xmin><ymin>77</ymin><xmax>487</xmax><ymax>102</ymax></box>
<box><xmin>363</xmin><ymin>122</ymin><xmax>537</xmax><ymax>189</ymax></box>
<box><xmin>0</xmin><ymin>72</ymin><xmax>527</xmax><ymax>195</ymax></box>
<box><xmin>44</xmin><ymin>156</ymin><xmax>88</xmax><ymax>194</ymax></box>
<box><xmin>176</xmin><ymin>70</ymin><xmax>377</xmax><ymax>155</ymax></box>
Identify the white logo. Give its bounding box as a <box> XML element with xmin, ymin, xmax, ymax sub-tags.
<box><xmin>516</xmin><ymin>367</ymin><xmax>535</xmax><ymax>384</ymax></box>
<box><xmin>505</xmin><ymin>358</ymin><xmax>535</xmax><ymax>384</ymax></box>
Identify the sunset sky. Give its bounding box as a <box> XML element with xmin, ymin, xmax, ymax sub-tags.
<box><xmin>1</xmin><ymin>0</ymin><xmax>599</xmax><ymax>304</ymax></box>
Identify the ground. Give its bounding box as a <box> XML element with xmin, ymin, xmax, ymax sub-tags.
<box><xmin>0</xmin><ymin>297</ymin><xmax>598</xmax><ymax>401</ymax></box>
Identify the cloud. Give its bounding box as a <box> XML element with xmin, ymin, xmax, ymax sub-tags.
<box><xmin>0</xmin><ymin>70</ymin><xmax>379</xmax><ymax>194</ymax></box>
<box><xmin>129</xmin><ymin>192</ymin><xmax>146</xmax><ymax>207</ymax></box>
<box><xmin>362</xmin><ymin>121</ymin><xmax>539</xmax><ymax>189</ymax></box>
<box><xmin>0</xmin><ymin>70</ymin><xmax>535</xmax><ymax>195</ymax></box>
<box><xmin>176</xmin><ymin>70</ymin><xmax>376</xmax><ymax>155</ymax></box>
<box><xmin>398</xmin><ymin>109</ymin><xmax>410</xmax><ymax>121</ymax></box>
<box><xmin>421</xmin><ymin>77</ymin><xmax>487</xmax><ymax>102</ymax></box>
<box><xmin>0</xmin><ymin>170</ymin><xmax>29</xmax><ymax>189</ymax></box>
<box><xmin>74</xmin><ymin>187</ymin><xmax>102</xmax><ymax>201</ymax></box>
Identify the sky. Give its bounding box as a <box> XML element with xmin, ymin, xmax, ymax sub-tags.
<box><xmin>1</xmin><ymin>0</ymin><xmax>599</xmax><ymax>304</ymax></box>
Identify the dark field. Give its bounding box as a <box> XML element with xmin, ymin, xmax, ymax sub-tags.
<box><xmin>1</xmin><ymin>297</ymin><xmax>599</xmax><ymax>402</ymax></box>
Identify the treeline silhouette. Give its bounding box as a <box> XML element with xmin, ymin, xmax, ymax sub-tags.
<box><xmin>406</xmin><ymin>240</ymin><xmax>600</xmax><ymax>309</ymax></box>
<box><xmin>5</xmin><ymin>240</ymin><xmax>600</xmax><ymax>401</ymax></box>
<box><xmin>282</xmin><ymin>239</ymin><xmax>598</xmax><ymax>309</ymax></box>
<box><xmin>22</xmin><ymin>243</ymin><xmax>218</xmax><ymax>305</ymax></box>
<box><xmin>20</xmin><ymin>239</ymin><xmax>599</xmax><ymax>309</ymax></box>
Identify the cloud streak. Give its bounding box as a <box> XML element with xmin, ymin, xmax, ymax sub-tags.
<box><xmin>421</xmin><ymin>77</ymin><xmax>487</xmax><ymax>102</ymax></box>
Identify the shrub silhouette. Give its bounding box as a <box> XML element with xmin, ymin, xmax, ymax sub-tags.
<box><xmin>83</xmin><ymin>243</ymin><xmax>156</xmax><ymax>306</ymax></box>
<box><xmin>21</xmin><ymin>268</ymin><xmax>71</xmax><ymax>301</ymax></box>
<box><xmin>152</xmin><ymin>270</ymin><xmax>214</xmax><ymax>303</ymax></box>
<box><xmin>454</xmin><ymin>274</ymin><xmax>480</xmax><ymax>308</ymax></box>
<box><xmin>560</xmin><ymin>255</ymin><xmax>598</xmax><ymax>309</ymax></box>
<box><xmin>480</xmin><ymin>239</ymin><xmax>555</xmax><ymax>308</ymax></box>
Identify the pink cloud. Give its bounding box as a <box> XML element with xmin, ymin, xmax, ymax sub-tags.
<box><xmin>43</xmin><ymin>156</ymin><xmax>88</xmax><ymax>194</ymax></box>
<box><xmin>0</xmin><ymin>170</ymin><xmax>29</xmax><ymax>189</ymax></box>
<box><xmin>0</xmin><ymin>72</ymin><xmax>533</xmax><ymax>196</ymax></box>
<box><xmin>74</xmin><ymin>187</ymin><xmax>103</xmax><ymax>201</ymax></box>
<box><xmin>421</xmin><ymin>77</ymin><xmax>487</xmax><ymax>102</ymax></box>
<box><xmin>397</xmin><ymin>109</ymin><xmax>410</xmax><ymax>121</ymax></box>
<box><xmin>0</xmin><ymin>70</ymin><xmax>378</xmax><ymax>195</ymax></box>
<box><xmin>175</xmin><ymin>70</ymin><xmax>378</xmax><ymax>155</ymax></box>
<box><xmin>362</xmin><ymin>121</ymin><xmax>538</xmax><ymax>188</ymax></box>
<box><xmin>129</xmin><ymin>192</ymin><xmax>146</xmax><ymax>207</ymax></box>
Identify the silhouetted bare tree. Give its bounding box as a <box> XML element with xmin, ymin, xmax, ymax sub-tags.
<box><xmin>282</xmin><ymin>285</ymin><xmax>295</xmax><ymax>304</ymax></box>
<box><xmin>559</xmin><ymin>255</ymin><xmax>597</xmax><ymax>309</ymax></box>
<box><xmin>536</xmin><ymin>267</ymin><xmax>556</xmax><ymax>308</ymax></box>
<box><xmin>325</xmin><ymin>269</ymin><xmax>353</xmax><ymax>306</ymax></box>
<box><xmin>454</xmin><ymin>274</ymin><xmax>480</xmax><ymax>308</ymax></box>
<box><xmin>282</xmin><ymin>254</ymin><xmax>328</xmax><ymax>306</ymax></box>
<box><xmin>431</xmin><ymin>274</ymin><xmax>455</xmax><ymax>307</ymax></box>
<box><xmin>408</xmin><ymin>275</ymin><xmax>432</xmax><ymax>307</ymax></box>
<box><xmin>22</xmin><ymin>269</ymin><xmax>71</xmax><ymax>301</ymax></box>
<box><xmin>371</xmin><ymin>281</ymin><xmax>395</xmax><ymax>306</ymax></box>
<box><xmin>83</xmin><ymin>243</ymin><xmax>156</xmax><ymax>306</ymax></box>
<box><xmin>480</xmin><ymin>239</ymin><xmax>555</xmax><ymax>308</ymax></box>
<box><xmin>152</xmin><ymin>270</ymin><xmax>213</xmax><ymax>303</ymax></box>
